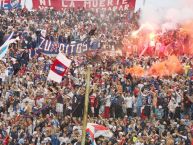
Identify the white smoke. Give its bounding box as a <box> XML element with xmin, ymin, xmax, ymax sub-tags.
<box><xmin>139</xmin><ymin>0</ymin><xmax>193</xmax><ymax>31</ymax></box>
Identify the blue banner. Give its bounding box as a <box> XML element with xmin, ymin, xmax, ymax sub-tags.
<box><xmin>38</xmin><ymin>37</ymin><xmax>100</xmax><ymax>55</ymax></box>
<box><xmin>0</xmin><ymin>0</ymin><xmax>21</xmax><ymax>10</ymax></box>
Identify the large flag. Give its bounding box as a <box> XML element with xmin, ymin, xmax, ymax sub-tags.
<box><xmin>0</xmin><ymin>32</ymin><xmax>15</xmax><ymax>60</ymax></box>
<box><xmin>47</xmin><ymin>53</ymin><xmax>71</xmax><ymax>83</ymax></box>
<box><xmin>86</xmin><ymin>123</ymin><xmax>113</xmax><ymax>145</ymax></box>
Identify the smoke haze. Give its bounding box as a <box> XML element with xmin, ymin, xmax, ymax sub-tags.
<box><xmin>139</xmin><ymin>0</ymin><xmax>193</xmax><ymax>31</ymax></box>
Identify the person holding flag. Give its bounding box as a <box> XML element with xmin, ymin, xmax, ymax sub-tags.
<box><xmin>47</xmin><ymin>53</ymin><xmax>71</xmax><ymax>83</ymax></box>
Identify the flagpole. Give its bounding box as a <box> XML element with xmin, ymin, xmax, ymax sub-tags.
<box><xmin>81</xmin><ymin>66</ymin><xmax>91</xmax><ymax>145</ymax></box>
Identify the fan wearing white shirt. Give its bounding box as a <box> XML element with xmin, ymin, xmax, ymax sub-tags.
<box><xmin>104</xmin><ymin>93</ymin><xmax>111</xmax><ymax>118</ymax></box>
<box><xmin>124</xmin><ymin>93</ymin><xmax>134</xmax><ymax>117</ymax></box>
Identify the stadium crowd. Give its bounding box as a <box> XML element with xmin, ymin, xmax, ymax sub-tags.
<box><xmin>0</xmin><ymin>7</ymin><xmax>193</xmax><ymax>145</ymax></box>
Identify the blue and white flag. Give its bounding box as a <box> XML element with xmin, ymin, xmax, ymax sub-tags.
<box><xmin>0</xmin><ymin>32</ymin><xmax>15</xmax><ymax>60</ymax></box>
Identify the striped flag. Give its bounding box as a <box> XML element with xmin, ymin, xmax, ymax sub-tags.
<box><xmin>86</xmin><ymin>123</ymin><xmax>113</xmax><ymax>145</ymax></box>
<box><xmin>47</xmin><ymin>53</ymin><xmax>71</xmax><ymax>83</ymax></box>
<box><xmin>0</xmin><ymin>32</ymin><xmax>15</xmax><ymax>60</ymax></box>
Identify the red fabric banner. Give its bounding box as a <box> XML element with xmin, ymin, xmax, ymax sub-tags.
<box><xmin>32</xmin><ymin>0</ymin><xmax>136</xmax><ymax>10</ymax></box>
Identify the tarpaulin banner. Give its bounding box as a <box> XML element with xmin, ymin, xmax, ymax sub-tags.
<box><xmin>0</xmin><ymin>0</ymin><xmax>21</xmax><ymax>9</ymax></box>
<box><xmin>32</xmin><ymin>0</ymin><xmax>136</xmax><ymax>10</ymax></box>
<box><xmin>37</xmin><ymin>37</ymin><xmax>100</xmax><ymax>55</ymax></box>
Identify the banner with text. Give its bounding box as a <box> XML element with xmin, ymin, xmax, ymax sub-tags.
<box><xmin>32</xmin><ymin>0</ymin><xmax>136</xmax><ymax>10</ymax></box>
<box><xmin>38</xmin><ymin>37</ymin><xmax>100</xmax><ymax>55</ymax></box>
<box><xmin>0</xmin><ymin>0</ymin><xmax>21</xmax><ymax>9</ymax></box>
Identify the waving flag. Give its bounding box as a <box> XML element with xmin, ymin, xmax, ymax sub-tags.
<box><xmin>86</xmin><ymin>123</ymin><xmax>113</xmax><ymax>145</ymax></box>
<box><xmin>0</xmin><ymin>32</ymin><xmax>15</xmax><ymax>60</ymax></box>
<box><xmin>47</xmin><ymin>53</ymin><xmax>71</xmax><ymax>83</ymax></box>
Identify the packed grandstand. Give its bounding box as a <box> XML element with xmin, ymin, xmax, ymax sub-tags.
<box><xmin>0</xmin><ymin>0</ymin><xmax>193</xmax><ymax>145</ymax></box>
